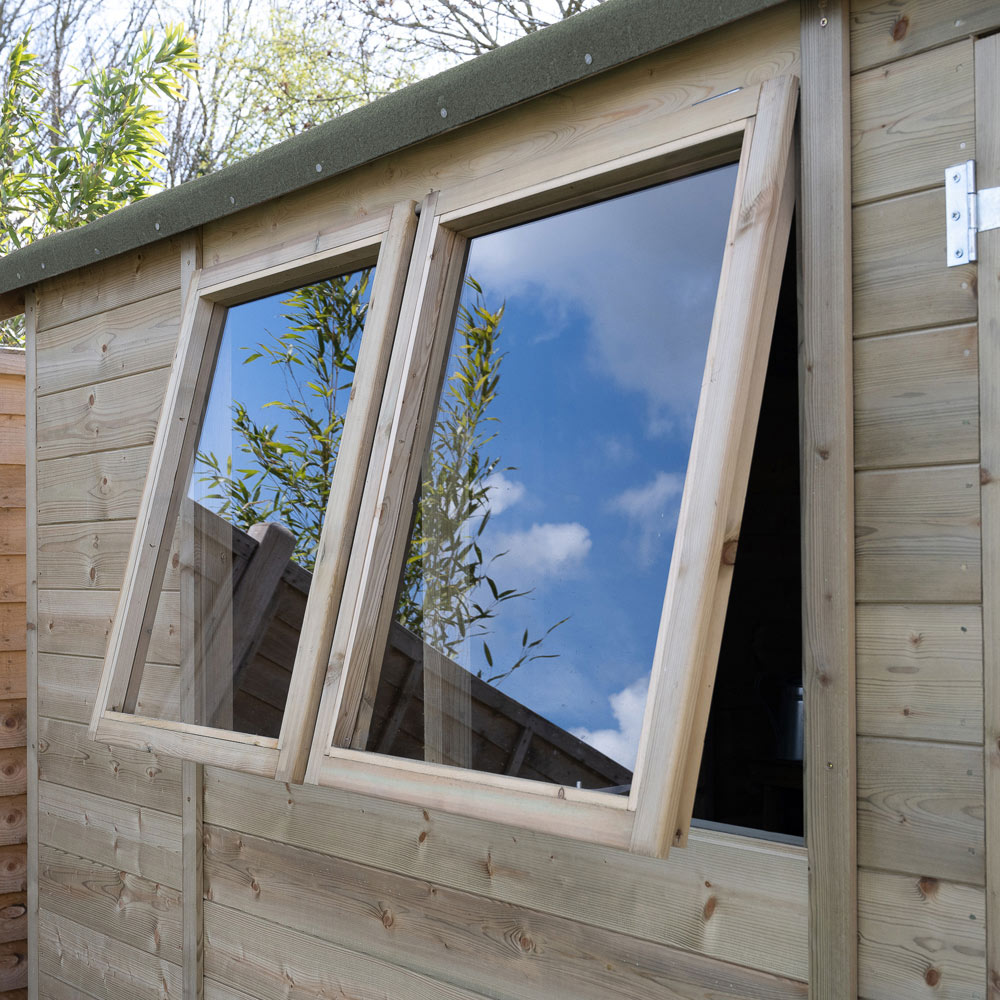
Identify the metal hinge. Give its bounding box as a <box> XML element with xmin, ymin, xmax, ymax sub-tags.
<box><xmin>946</xmin><ymin>160</ymin><xmax>1000</xmax><ymax>266</ymax></box>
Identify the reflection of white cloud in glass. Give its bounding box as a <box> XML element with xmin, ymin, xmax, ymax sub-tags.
<box><xmin>572</xmin><ymin>674</ymin><xmax>649</xmax><ymax>769</ymax></box>
<box><xmin>468</xmin><ymin>165</ymin><xmax>736</xmax><ymax>438</ymax></box>
<box><xmin>483</xmin><ymin>471</ymin><xmax>525</xmax><ymax>515</ymax></box>
<box><xmin>609</xmin><ymin>470</ymin><xmax>684</xmax><ymax>567</ymax></box>
<box><xmin>492</xmin><ymin>522</ymin><xmax>591</xmax><ymax>578</ymax></box>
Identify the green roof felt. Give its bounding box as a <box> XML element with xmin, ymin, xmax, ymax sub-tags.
<box><xmin>0</xmin><ymin>0</ymin><xmax>783</xmax><ymax>295</ymax></box>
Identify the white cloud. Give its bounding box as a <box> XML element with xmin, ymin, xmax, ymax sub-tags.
<box><xmin>466</xmin><ymin>165</ymin><xmax>736</xmax><ymax>437</ymax></box>
<box><xmin>572</xmin><ymin>675</ymin><xmax>650</xmax><ymax>770</ymax></box>
<box><xmin>493</xmin><ymin>522</ymin><xmax>591</xmax><ymax>577</ymax></box>
<box><xmin>483</xmin><ymin>472</ymin><xmax>525</xmax><ymax>515</ymax></box>
<box><xmin>609</xmin><ymin>471</ymin><xmax>684</xmax><ymax>566</ymax></box>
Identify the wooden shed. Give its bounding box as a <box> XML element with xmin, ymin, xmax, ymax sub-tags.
<box><xmin>0</xmin><ymin>0</ymin><xmax>996</xmax><ymax>996</ymax></box>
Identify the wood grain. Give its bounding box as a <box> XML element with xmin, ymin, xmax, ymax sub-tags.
<box><xmin>204</xmin><ymin>824</ymin><xmax>808</xmax><ymax>1000</ymax></box>
<box><xmin>855</xmin><ymin>464</ymin><xmax>981</xmax><ymax>603</ymax></box>
<box><xmin>851</xmin><ymin>0</ymin><xmax>1000</xmax><ymax>73</ymax></box>
<box><xmin>854</xmin><ymin>325</ymin><xmax>979</xmax><ymax>470</ymax></box>
<box><xmin>38</xmin><ymin>843</ymin><xmax>182</xmax><ymax>962</ymax></box>
<box><xmin>38</xmin><ymin>717</ymin><xmax>181</xmax><ymax>815</ymax></box>
<box><xmin>36</xmin><ymin>367</ymin><xmax>169</xmax><ymax>462</ymax></box>
<box><xmin>858</xmin><ymin>736</ymin><xmax>985</xmax><ymax>884</ymax></box>
<box><xmin>35</xmin><ymin>237</ymin><xmax>182</xmax><ymax>333</ymax></box>
<box><xmin>858</xmin><ymin>868</ymin><xmax>985</xmax><ymax>1000</ymax></box>
<box><xmin>37</xmin><ymin>589</ymin><xmax>178</xmax><ymax>664</ymax></box>
<box><xmin>851</xmin><ymin>40</ymin><xmax>974</xmax><ymax>204</ymax></box>
<box><xmin>38</xmin><ymin>653</ymin><xmax>176</xmax><ymax>725</ymax></box>
<box><xmin>36</xmin><ymin>289</ymin><xmax>180</xmax><ymax>398</ymax></box>
<box><xmin>856</xmin><ymin>604</ymin><xmax>983</xmax><ymax>744</ymax></box>
<box><xmin>38</xmin><ymin>781</ymin><xmax>181</xmax><ymax>889</ymax></box>
<box><xmin>37</xmin><ymin>446</ymin><xmax>151</xmax><ymax>525</ymax></box>
<box><xmin>204</xmin><ymin>767</ymin><xmax>809</xmax><ymax>980</ymax></box>
<box><xmin>38</xmin><ymin>909</ymin><xmax>182</xmax><ymax>1000</ymax></box>
<box><xmin>853</xmin><ymin>189</ymin><xmax>977</xmax><ymax>337</ymax></box>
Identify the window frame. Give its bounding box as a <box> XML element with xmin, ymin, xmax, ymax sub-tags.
<box><xmin>88</xmin><ymin>200</ymin><xmax>420</xmax><ymax>779</ymax></box>
<box><xmin>303</xmin><ymin>75</ymin><xmax>799</xmax><ymax>859</ymax></box>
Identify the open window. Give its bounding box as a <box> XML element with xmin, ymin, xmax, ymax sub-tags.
<box><xmin>91</xmin><ymin>75</ymin><xmax>797</xmax><ymax>858</ymax></box>
<box><xmin>304</xmin><ymin>76</ymin><xmax>798</xmax><ymax>858</ymax></box>
<box><xmin>89</xmin><ymin>203</ymin><xmax>419</xmax><ymax>778</ymax></box>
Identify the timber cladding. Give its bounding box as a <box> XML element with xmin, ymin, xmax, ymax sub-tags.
<box><xmin>850</xmin><ymin>3</ymin><xmax>997</xmax><ymax>998</ymax></box>
<box><xmin>25</xmin><ymin>6</ymin><xmax>816</xmax><ymax>999</ymax></box>
<box><xmin>0</xmin><ymin>349</ymin><xmax>26</xmax><ymax>998</ymax></box>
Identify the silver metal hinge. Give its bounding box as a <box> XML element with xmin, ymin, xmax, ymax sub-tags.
<box><xmin>946</xmin><ymin>160</ymin><xmax>1000</xmax><ymax>266</ymax></box>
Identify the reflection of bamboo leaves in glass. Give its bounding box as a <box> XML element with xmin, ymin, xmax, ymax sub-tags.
<box><xmin>196</xmin><ymin>271</ymin><xmax>371</xmax><ymax>570</ymax></box>
<box><xmin>199</xmin><ymin>272</ymin><xmax>563</xmax><ymax>682</ymax></box>
<box><xmin>396</xmin><ymin>278</ymin><xmax>566</xmax><ymax>684</ymax></box>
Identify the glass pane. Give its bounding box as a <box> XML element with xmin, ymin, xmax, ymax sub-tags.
<box><xmin>130</xmin><ymin>267</ymin><xmax>375</xmax><ymax>737</ymax></box>
<box><xmin>365</xmin><ymin>164</ymin><xmax>738</xmax><ymax>790</ymax></box>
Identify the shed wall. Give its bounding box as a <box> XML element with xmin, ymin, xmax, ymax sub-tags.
<box><xmin>24</xmin><ymin>7</ymin><xmax>818</xmax><ymax>999</ymax></box>
<box><xmin>23</xmin><ymin>1</ymin><xmax>1000</xmax><ymax>995</ymax></box>
<box><xmin>849</xmin><ymin>4</ymin><xmax>995</xmax><ymax>998</ymax></box>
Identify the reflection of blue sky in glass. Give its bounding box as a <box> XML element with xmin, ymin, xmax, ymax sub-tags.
<box><xmin>189</xmin><ymin>272</ymin><xmax>373</xmax><ymax>515</ymax></box>
<box><xmin>429</xmin><ymin>165</ymin><xmax>738</xmax><ymax>768</ymax></box>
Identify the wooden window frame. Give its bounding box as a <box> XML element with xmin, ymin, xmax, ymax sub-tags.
<box><xmin>304</xmin><ymin>75</ymin><xmax>799</xmax><ymax>859</ymax></box>
<box><xmin>88</xmin><ymin>201</ymin><xmax>419</xmax><ymax>779</ymax></box>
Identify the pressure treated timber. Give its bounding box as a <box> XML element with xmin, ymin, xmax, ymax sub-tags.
<box><xmin>34</xmin><ymin>237</ymin><xmax>183</xmax><ymax>333</ymax></box>
<box><xmin>854</xmin><ymin>464</ymin><xmax>981</xmax><ymax>604</ymax></box>
<box><xmin>39</xmin><ymin>843</ymin><xmax>183</xmax><ymax>962</ymax></box>
<box><xmin>205</xmin><ymin>904</ymin><xmax>494</xmax><ymax>1000</ymax></box>
<box><xmin>853</xmin><ymin>325</ymin><xmax>979</xmax><ymax>470</ymax></box>
<box><xmin>858</xmin><ymin>868</ymin><xmax>985</xmax><ymax>1000</ymax></box>
<box><xmin>204</xmin><ymin>824</ymin><xmax>808</xmax><ymax>1000</ymax></box>
<box><xmin>38</xmin><ymin>909</ymin><xmax>183</xmax><ymax>1000</ymax></box>
<box><xmin>850</xmin><ymin>40</ymin><xmax>974</xmax><ymax>205</ymax></box>
<box><xmin>853</xmin><ymin>189</ymin><xmax>977</xmax><ymax>338</ymax></box>
<box><xmin>35</xmin><ymin>289</ymin><xmax>181</xmax><ymax>398</ymax></box>
<box><xmin>856</xmin><ymin>604</ymin><xmax>983</xmax><ymax>744</ymax></box>
<box><xmin>35</xmin><ymin>444</ymin><xmax>151</xmax><ymax>527</ymax></box>
<box><xmin>37</xmin><ymin>781</ymin><xmax>181</xmax><ymax>889</ymax></box>
<box><xmin>38</xmin><ymin>653</ymin><xmax>176</xmax><ymax>725</ymax></box>
<box><xmin>975</xmin><ymin>31</ymin><xmax>1000</xmax><ymax>1000</ymax></box>
<box><xmin>37</xmin><ymin>589</ymin><xmax>178</xmax><ymax>663</ymax></box>
<box><xmin>203</xmin><ymin>6</ymin><xmax>798</xmax><ymax>269</ymax></box>
<box><xmin>857</xmin><ymin>736</ymin><xmax>985</xmax><ymax>885</ymax></box>
<box><xmin>38</xmin><ymin>519</ymin><xmax>183</xmax><ymax>591</ymax></box>
<box><xmin>204</xmin><ymin>767</ymin><xmax>809</xmax><ymax>980</ymax></box>
<box><xmin>850</xmin><ymin>0</ymin><xmax>1000</xmax><ymax>73</ymax></box>
<box><xmin>36</xmin><ymin>367</ymin><xmax>170</xmax><ymax>461</ymax></box>
<box><xmin>37</xmin><ymin>717</ymin><xmax>181</xmax><ymax>815</ymax></box>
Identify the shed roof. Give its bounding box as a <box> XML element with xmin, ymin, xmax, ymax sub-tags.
<box><xmin>0</xmin><ymin>0</ymin><xmax>783</xmax><ymax>296</ymax></box>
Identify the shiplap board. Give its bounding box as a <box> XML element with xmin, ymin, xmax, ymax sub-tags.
<box><xmin>856</xmin><ymin>604</ymin><xmax>983</xmax><ymax>744</ymax></box>
<box><xmin>854</xmin><ymin>325</ymin><xmax>979</xmax><ymax>470</ymax></box>
<box><xmin>37</xmin><ymin>717</ymin><xmax>181</xmax><ymax>815</ymax></box>
<box><xmin>35</xmin><ymin>238</ymin><xmax>183</xmax><ymax>333</ymax></box>
<box><xmin>858</xmin><ymin>868</ymin><xmax>985</xmax><ymax>1000</ymax></box>
<box><xmin>36</xmin><ymin>290</ymin><xmax>180</xmax><ymax>398</ymax></box>
<box><xmin>853</xmin><ymin>190</ymin><xmax>977</xmax><ymax>337</ymax></box>
<box><xmin>204</xmin><ymin>767</ymin><xmax>809</xmax><ymax>980</ymax></box>
<box><xmin>857</xmin><ymin>736</ymin><xmax>985</xmax><ymax>884</ymax></box>
<box><xmin>851</xmin><ymin>40</ymin><xmax>974</xmax><ymax>205</ymax></box>
<box><xmin>38</xmin><ymin>781</ymin><xmax>181</xmax><ymax>889</ymax></box>
<box><xmin>855</xmin><ymin>465</ymin><xmax>981</xmax><ymax>603</ymax></box>
<box><xmin>850</xmin><ymin>0</ymin><xmax>1000</xmax><ymax>73</ymax></box>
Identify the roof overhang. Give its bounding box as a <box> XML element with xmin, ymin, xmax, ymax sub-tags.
<box><xmin>0</xmin><ymin>0</ymin><xmax>785</xmax><ymax>298</ymax></box>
